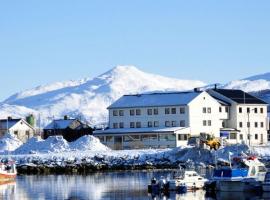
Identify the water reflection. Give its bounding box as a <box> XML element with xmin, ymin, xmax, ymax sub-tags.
<box><xmin>0</xmin><ymin>171</ymin><xmax>267</xmax><ymax>200</ymax></box>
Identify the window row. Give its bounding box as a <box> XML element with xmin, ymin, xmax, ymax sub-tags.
<box><xmin>112</xmin><ymin>107</ymin><xmax>186</xmax><ymax>116</ymax></box>
<box><xmin>113</xmin><ymin>120</ymin><xmax>187</xmax><ymax>129</ymax></box>
<box><xmin>98</xmin><ymin>134</ymin><xmax>189</xmax><ymax>143</ymax></box>
<box><xmin>238</xmin><ymin>107</ymin><xmax>264</xmax><ymax>114</ymax></box>
<box><xmin>239</xmin><ymin>122</ymin><xmax>264</xmax><ymax>128</ymax></box>
<box><xmin>219</xmin><ymin>106</ymin><xmax>229</xmax><ymax>113</ymax></box>
<box><xmin>203</xmin><ymin>120</ymin><xmax>212</xmax><ymax>126</ymax></box>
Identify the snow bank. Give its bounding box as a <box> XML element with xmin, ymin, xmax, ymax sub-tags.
<box><xmin>0</xmin><ymin>133</ymin><xmax>23</xmax><ymax>152</ymax></box>
<box><xmin>14</xmin><ymin>136</ymin><xmax>70</xmax><ymax>154</ymax></box>
<box><xmin>70</xmin><ymin>135</ymin><xmax>110</xmax><ymax>151</ymax></box>
<box><xmin>12</xmin><ymin>135</ymin><xmax>110</xmax><ymax>155</ymax></box>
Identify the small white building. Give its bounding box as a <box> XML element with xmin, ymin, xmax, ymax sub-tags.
<box><xmin>208</xmin><ymin>89</ymin><xmax>269</xmax><ymax>146</ymax></box>
<box><xmin>94</xmin><ymin>91</ymin><xmax>229</xmax><ymax>149</ymax></box>
<box><xmin>0</xmin><ymin>118</ymin><xmax>36</xmax><ymax>143</ymax></box>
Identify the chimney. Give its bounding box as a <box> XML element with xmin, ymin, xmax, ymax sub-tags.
<box><xmin>194</xmin><ymin>88</ymin><xmax>199</xmax><ymax>92</ymax></box>
<box><xmin>64</xmin><ymin>115</ymin><xmax>69</xmax><ymax>120</ymax></box>
<box><xmin>214</xmin><ymin>84</ymin><xmax>217</xmax><ymax>90</ymax></box>
<box><xmin>7</xmin><ymin>116</ymin><xmax>12</xmax><ymax>121</ymax></box>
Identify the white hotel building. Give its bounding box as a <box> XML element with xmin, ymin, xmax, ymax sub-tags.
<box><xmin>94</xmin><ymin>89</ymin><xmax>269</xmax><ymax>150</ymax></box>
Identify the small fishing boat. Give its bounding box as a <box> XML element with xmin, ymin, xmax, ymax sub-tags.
<box><xmin>0</xmin><ymin>162</ymin><xmax>17</xmax><ymax>181</ymax></box>
<box><xmin>208</xmin><ymin>155</ymin><xmax>266</xmax><ymax>192</ymax></box>
<box><xmin>148</xmin><ymin>167</ymin><xmax>207</xmax><ymax>193</ymax></box>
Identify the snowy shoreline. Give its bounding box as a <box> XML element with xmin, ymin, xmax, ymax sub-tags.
<box><xmin>1</xmin><ymin>134</ymin><xmax>270</xmax><ymax>174</ymax></box>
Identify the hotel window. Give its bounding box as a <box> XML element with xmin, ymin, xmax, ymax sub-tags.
<box><xmin>130</xmin><ymin>122</ymin><xmax>135</xmax><ymax>128</ymax></box>
<box><xmin>207</xmin><ymin>108</ymin><xmax>211</xmax><ymax>113</ymax></box>
<box><xmin>136</xmin><ymin>109</ymin><xmax>141</xmax><ymax>115</ymax></box>
<box><xmin>239</xmin><ymin>107</ymin><xmax>242</xmax><ymax>113</ymax></box>
<box><xmin>130</xmin><ymin>109</ymin><xmax>135</xmax><ymax>116</ymax></box>
<box><xmin>255</xmin><ymin>122</ymin><xmax>258</xmax><ymax>128</ymax></box>
<box><xmin>119</xmin><ymin>122</ymin><xmax>124</xmax><ymax>128</ymax></box>
<box><xmin>171</xmin><ymin>108</ymin><xmax>176</xmax><ymax>114</ymax></box>
<box><xmin>147</xmin><ymin>109</ymin><xmax>152</xmax><ymax>115</ymax></box>
<box><xmin>239</xmin><ymin>122</ymin><xmax>243</xmax><ymax>128</ymax></box>
<box><xmin>247</xmin><ymin>107</ymin><xmax>250</xmax><ymax>113</ymax></box>
<box><xmin>254</xmin><ymin>108</ymin><xmax>258</xmax><ymax>113</ymax></box>
<box><xmin>136</xmin><ymin>122</ymin><xmax>141</xmax><ymax>128</ymax></box>
<box><xmin>154</xmin><ymin>121</ymin><xmax>159</xmax><ymax>127</ymax></box>
<box><xmin>119</xmin><ymin>110</ymin><xmax>124</xmax><ymax>116</ymax></box>
<box><xmin>225</xmin><ymin>107</ymin><xmax>229</xmax><ymax>113</ymax></box>
<box><xmin>113</xmin><ymin>123</ymin><xmax>118</xmax><ymax>129</ymax></box>
<box><xmin>260</xmin><ymin>108</ymin><xmax>264</xmax><ymax>114</ymax></box>
<box><xmin>180</xmin><ymin>120</ymin><xmax>185</xmax><ymax>127</ymax></box>
<box><xmin>203</xmin><ymin>120</ymin><xmax>207</xmax><ymax>126</ymax></box>
<box><xmin>165</xmin><ymin>108</ymin><xmax>170</xmax><ymax>114</ymax></box>
<box><xmin>154</xmin><ymin>108</ymin><xmax>159</xmax><ymax>115</ymax></box>
<box><xmin>261</xmin><ymin>122</ymin><xmax>264</xmax><ymax>128</ymax></box>
<box><xmin>203</xmin><ymin>107</ymin><xmax>207</xmax><ymax>113</ymax></box>
<box><xmin>180</xmin><ymin>107</ymin><xmax>185</xmax><ymax>114</ymax></box>
<box><xmin>106</xmin><ymin>136</ymin><xmax>113</xmax><ymax>142</ymax></box>
<box><xmin>255</xmin><ymin>134</ymin><xmax>258</xmax><ymax>140</ymax></box>
<box><xmin>171</xmin><ymin>121</ymin><xmax>176</xmax><ymax>127</ymax></box>
<box><xmin>208</xmin><ymin>120</ymin><xmax>211</xmax><ymax>126</ymax></box>
<box><xmin>247</xmin><ymin>122</ymin><xmax>250</xmax><ymax>128</ymax></box>
<box><xmin>148</xmin><ymin>121</ymin><xmax>153</xmax><ymax>127</ymax></box>
<box><xmin>230</xmin><ymin>133</ymin><xmax>237</xmax><ymax>140</ymax></box>
<box><xmin>178</xmin><ymin>134</ymin><xmax>189</xmax><ymax>141</ymax></box>
<box><xmin>219</xmin><ymin>107</ymin><xmax>222</xmax><ymax>113</ymax></box>
<box><xmin>113</xmin><ymin>110</ymin><xmax>118</xmax><ymax>116</ymax></box>
<box><xmin>165</xmin><ymin>121</ymin><xmax>170</xmax><ymax>127</ymax></box>
<box><xmin>240</xmin><ymin>134</ymin><xmax>243</xmax><ymax>140</ymax></box>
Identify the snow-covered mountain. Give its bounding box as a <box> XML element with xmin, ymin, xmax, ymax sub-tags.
<box><xmin>223</xmin><ymin>72</ymin><xmax>270</xmax><ymax>92</ymax></box>
<box><xmin>0</xmin><ymin>66</ymin><xmax>205</xmax><ymax>127</ymax></box>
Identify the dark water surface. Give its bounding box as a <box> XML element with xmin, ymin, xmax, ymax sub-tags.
<box><xmin>0</xmin><ymin>171</ymin><xmax>268</xmax><ymax>200</ymax></box>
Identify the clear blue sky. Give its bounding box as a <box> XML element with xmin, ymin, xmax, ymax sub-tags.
<box><xmin>0</xmin><ymin>1</ymin><xmax>270</xmax><ymax>101</ymax></box>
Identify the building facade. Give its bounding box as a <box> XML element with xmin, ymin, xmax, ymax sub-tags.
<box><xmin>0</xmin><ymin>118</ymin><xmax>35</xmax><ymax>143</ymax></box>
<box><xmin>208</xmin><ymin>89</ymin><xmax>269</xmax><ymax>146</ymax></box>
<box><xmin>43</xmin><ymin>117</ymin><xmax>93</xmax><ymax>142</ymax></box>
<box><xmin>94</xmin><ymin>91</ymin><xmax>232</xmax><ymax>149</ymax></box>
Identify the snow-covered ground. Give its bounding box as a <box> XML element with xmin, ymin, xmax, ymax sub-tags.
<box><xmin>1</xmin><ymin>134</ymin><xmax>270</xmax><ymax>173</ymax></box>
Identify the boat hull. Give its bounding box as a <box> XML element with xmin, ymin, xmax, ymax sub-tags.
<box><xmin>216</xmin><ymin>180</ymin><xmax>261</xmax><ymax>192</ymax></box>
<box><xmin>263</xmin><ymin>183</ymin><xmax>270</xmax><ymax>192</ymax></box>
<box><xmin>0</xmin><ymin>173</ymin><xmax>16</xmax><ymax>181</ymax></box>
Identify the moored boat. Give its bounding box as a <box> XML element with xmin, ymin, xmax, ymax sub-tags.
<box><xmin>209</xmin><ymin>155</ymin><xmax>266</xmax><ymax>192</ymax></box>
<box><xmin>148</xmin><ymin>168</ymin><xmax>208</xmax><ymax>193</ymax></box>
<box><xmin>0</xmin><ymin>162</ymin><xmax>17</xmax><ymax>181</ymax></box>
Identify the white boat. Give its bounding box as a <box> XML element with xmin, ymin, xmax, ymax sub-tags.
<box><xmin>148</xmin><ymin>167</ymin><xmax>208</xmax><ymax>193</ymax></box>
<box><xmin>212</xmin><ymin>155</ymin><xmax>266</xmax><ymax>192</ymax></box>
<box><xmin>262</xmin><ymin>171</ymin><xmax>270</xmax><ymax>192</ymax></box>
<box><xmin>167</xmin><ymin>170</ymin><xmax>208</xmax><ymax>191</ymax></box>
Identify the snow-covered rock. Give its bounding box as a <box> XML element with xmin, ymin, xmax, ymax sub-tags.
<box><xmin>0</xmin><ymin>133</ymin><xmax>23</xmax><ymax>152</ymax></box>
<box><xmin>70</xmin><ymin>135</ymin><xmax>110</xmax><ymax>151</ymax></box>
<box><xmin>0</xmin><ymin>66</ymin><xmax>206</xmax><ymax>127</ymax></box>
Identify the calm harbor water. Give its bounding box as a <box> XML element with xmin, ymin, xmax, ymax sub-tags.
<box><xmin>0</xmin><ymin>171</ymin><xmax>268</xmax><ymax>200</ymax></box>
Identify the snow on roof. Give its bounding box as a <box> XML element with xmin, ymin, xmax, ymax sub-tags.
<box><xmin>108</xmin><ymin>92</ymin><xmax>201</xmax><ymax>109</ymax></box>
<box><xmin>44</xmin><ymin>119</ymin><xmax>76</xmax><ymax>130</ymax></box>
<box><xmin>0</xmin><ymin>119</ymin><xmax>21</xmax><ymax>129</ymax></box>
<box><xmin>94</xmin><ymin>127</ymin><xmax>190</xmax><ymax>135</ymax></box>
